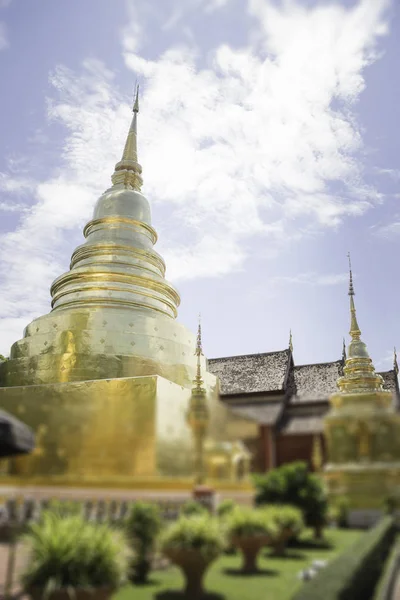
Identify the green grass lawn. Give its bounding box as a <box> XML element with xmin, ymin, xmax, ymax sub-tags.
<box><xmin>114</xmin><ymin>528</ymin><xmax>362</xmax><ymax>600</ymax></box>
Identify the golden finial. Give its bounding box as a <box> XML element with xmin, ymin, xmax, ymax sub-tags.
<box><xmin>289</xmin><ymin>329</ymin><xmax>293</xmax><ymax>353</ymax></box>
<box><xmin>111</xmin><ymin>82</ymin><xmax>143</xmax><ymax>190</ymax></box>
<box><xmin>133</xmin><ymin>83</ymin><xmax>139</xmax><ymax>113</ymax></box>
<box><xmin>347</xmin><ymin>251</ymin><xmax>354</xmax><ymax>297</ymax></box>
<box><xmin>394</xmin><ymin>347</ymin><xmax>399</xmax><ymax>375</ymax></box>
<box><xmin>342</xmin><ymin>337</ymin><xmax>347</xmax><ymax>362</ymax></box>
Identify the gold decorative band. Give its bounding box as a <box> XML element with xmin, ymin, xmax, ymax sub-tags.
<box><xmin>83</xmin><ymin>217</ymin><xmax>158</xmax><ymax>245</ymax></box>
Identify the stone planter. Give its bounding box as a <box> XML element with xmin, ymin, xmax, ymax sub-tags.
<box><xmin>231</xmin><ymin>534</ymin><xmax>270</xmax><ymax>573</ymax></box>
<box><xmin>164</xmin><ymin>547</ymin><xmax>217</xmax><ymax>599</ymax></box>
<box><xmin>26</xmin><ymin>587</ymin><xmax>115</xmax><ymax>600</ymax></box>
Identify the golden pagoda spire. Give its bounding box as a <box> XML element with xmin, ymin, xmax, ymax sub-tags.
<box><xmin>394</xmin><ymin>347</ymin><xmax>399</xmax><ymax>375</ymax></box>
<box><xmin>289</xmin><ymin>329</ymin><xmax>293</xmax><ymax>353</ymax></box>
<box><xmin>335</xmin><ymin>253</ymin><xmax>384</xmax><ymax>394</ymax></box>
<box><xmin>111</xmin><ymin>83</ymin><xmax>143</xmax><ymax>191</ymax></box>
<box><xmin>347</xmin><ymin>252</ymin><xmax>361</xmax><ymax>341</ymax></box>
<box><xmin>342</xmin><ymin>337</ymin><xmax>347</xmax><ymax>362</ymax></box>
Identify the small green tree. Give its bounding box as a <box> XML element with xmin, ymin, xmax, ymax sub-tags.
<box><xmin>125</xmin><ymin>502</ymin><xmax>162</xmax><ymax>584</ymax></box>
<box><xmin>253</xmin><ymin>461</ymin><xmax>328</xmax><ymax>538</ymax></box>
<box><xmin>226</xmin><ymin>507</ymin><xmax>277</xmax><ymax>573</ymax></box>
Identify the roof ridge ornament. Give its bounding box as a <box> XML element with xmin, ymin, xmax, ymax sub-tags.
<box><xmin>289</xmin><ymin>329</ymin><xmax>293</xmax><ymax>353</ymax></box>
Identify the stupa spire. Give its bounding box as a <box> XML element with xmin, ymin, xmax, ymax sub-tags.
<box><xmin>111</xmin><ymin>83</ymin><xmax>143</xmax><ymax>191</ymax></box>
<box><xmin>336</xmin><ymin>253</ymin><xmax>384</xmax><ymax>394</ymax></box>
<box><xmin>342</xmin><ymin>338</ymin><xmax>347</xmax><ymax>362</ymax></box>
<box><xmin>347</xmin><ymin>252</ymin><xmax>361</xmax><ymax>341</ymax></box>
<box><xmin>289</xmin><ymin>329</ymin><xmax>293</xmax><ymax>353</ymax></box>
<box><xmin>394</xmin><ymin>347</ymin><xmax>399</xmax><ymax>375</ymax></box>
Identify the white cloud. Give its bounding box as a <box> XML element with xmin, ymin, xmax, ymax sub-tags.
<box><xmin>0</xmin><ymin>0</ymin><xmax>391</xmax><ymax>353</ymax></box>
<box><xmin>375</xmin><ymin>221</ymin><xmax>400</xmax><ymax>239</ymax></box>
<box><xmin>0</xmin><ymin>21</ymin><xmax>8</xmax><ymax>50</ymax></box>
<box><xmin>374</xmin><ymin>167</ymin><xmax>400</xmax><ymax>180</ymax></box>
<box><xmin>271</xmin><ymin>272</ymin><xmax>348</xmax><ymax>287</ymax></box>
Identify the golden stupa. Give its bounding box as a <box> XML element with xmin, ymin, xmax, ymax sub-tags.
<box><xmin>0</xmin><ymin>88</ymin><xmax>246</xmax><ymax>492</ymax></box>
<box><xmin>324</xmin><ymin>255</ymin><xmax>400</xmax><ymax>512</ymax></box>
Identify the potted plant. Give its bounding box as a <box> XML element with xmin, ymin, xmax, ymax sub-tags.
<box><xmin>125</xmin><ymin>501</ymin><xmax>162</xmax><ymax>584</ymax></box>
<box><xmin>160</xmin><ymin>514</ymin><xmax>224</xmax><ymax>599</ymax></box>
<box><xmin>263</xmin><ymin>505</ymin><xmax>304</xmax><ymax>555</ymax></box>
<box><xmin>226</xmin><ymin>507</ymin><xmax>277</xmax><ymax>573</ymax></box>
<box><xmin>21</xmin><ymin>510</ymin><xmax>129</xmax><ymax>599</ymax></box>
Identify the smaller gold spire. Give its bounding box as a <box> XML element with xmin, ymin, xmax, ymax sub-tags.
<box><xmin>394</xmin><ymin>347</ymin><xmax>399</xmax><ymax>375</ymax></box>
<box><xmin>194</xmin><ymin>313</ymin><xmax>205</xmax><ymax>392</ymax></box>
<box><xmin>187</xmin><ymin>313</ymin><xmax>209</xmax><ymax>485</ymax></box>
<box><xmin>289</xmin><ymin>329</ymin><xmax>293</xmax><ymax>353</ymax></box>
<box><xmin>342</xmin><ymin>337</ymin><xmax>347</xmax><ymax>362</ymax></box>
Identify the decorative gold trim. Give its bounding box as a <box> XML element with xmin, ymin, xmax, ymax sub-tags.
<box><xmin>51</xmin><ymin>271</ymin><xmax>181</xmax><ymax>308</ymax></box>
<box><xmin>52</xmin><ymin>285</ymin><xmax>178</xmax><ymax>318</ymax></box>
<box><xmin>83</xmin><ymin>217</ymin><xmax>158</xmax><ymax>245</ymax></box>
<box><xmin>70</xmin><ymin>243</ymin><xmax>166</xmax><ymax>276</ymax></box>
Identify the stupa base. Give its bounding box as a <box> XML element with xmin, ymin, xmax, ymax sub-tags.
<box><xmin>324</xmin><ymin>462</ymin><xmax>400</xmax><ymax>510</ymax></box>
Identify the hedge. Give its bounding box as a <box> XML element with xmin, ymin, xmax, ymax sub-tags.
<box><xmin>373</xmin><ymin>534</ymin><xmax>400</xmax><ymax>600</ymax></box>
<box><xmin>292</xmin><ymin>516</ymin><xmax>396</xmax><ymax>600</ymax></box>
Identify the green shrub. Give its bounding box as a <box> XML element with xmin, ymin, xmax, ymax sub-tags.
<box><xmin>216</xmin><ymin>499</ymin><xmax>236</xmax><ymax>519</ymax></box>
<box><xmin>21</xmin><ymin>511</ymin><xmax>129</xmax><ymax>594</ymax></box>
<box><xmin>43</xmin><ymin>499</ymin><xmax>82</xmax><ymax>519</ymax></box>
<box><xmin>161</xmin><ymin>515</ymin><xmax>224</xmax><ymax>560</ymax></box>
<box><xmin>383</xmin><ymin>492</ymin><xmax>400</xmax><ymax>515</ymax></box>
<box><xmin>292</xmin><ymin>516</ymin><xmax>396</xmax><ymax>600</ymax></box>
<box><xmin>125</xmin><ymin>501</ymin><xmax>162</xmax><ymax>583</ymax></box>
<box><xmin>253</xmin><ymin>461</ymin><xmax>328</xmax><ymax>537</ymax></box>
<box><xmin>180</xmin><ymin>500</ymin><xmax>208</xmax><ymax>518</ymax></box>
<box><xmin>334</xmin><ymin>496</ymin><xmax>350</xmax><ymax>528</ymax></box>
<box><xmin>227</xmin><ymin>507</ymin><xmax>277</xmax><ymax>538</ymax></box>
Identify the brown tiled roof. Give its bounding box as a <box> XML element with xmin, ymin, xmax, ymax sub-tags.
<box><xmin>291</xmin><ymin>361</ymin><xmax>343</xmax><ymax>403</ymax></box>
<box><xmin>279</xmin><ymin>414</ymin><xmax>325</xmax><ymax>435</ymax></box>
<box><xmin>229</xmin><ymin>402</ymin><xmax>283</xmax><ymax>425</ymax></box>
<box><xmin>208</xmin><ymin>350</ymin><xmax>290</xmax><ymax>396</ymax></box>
<box><xmin>379</xmin><ymin>370</ymin><xmax>399</xmax><ymax>393</ymax></box>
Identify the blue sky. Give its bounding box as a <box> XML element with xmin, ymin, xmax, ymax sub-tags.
<box><xmin>0</xmin><ymin>0</ymin><xmax>399</xmax><ymax>371</ymax></box>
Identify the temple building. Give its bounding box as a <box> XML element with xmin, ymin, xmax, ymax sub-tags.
<box><xmin>0</xmin><ymin>88</ymin><xmax>398</xmax><ymax>499</ymax></box>
<box><xmin>208</xmin><ymin>340</ymin><xmax>399</xmax><ymax>474</ymax></box>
